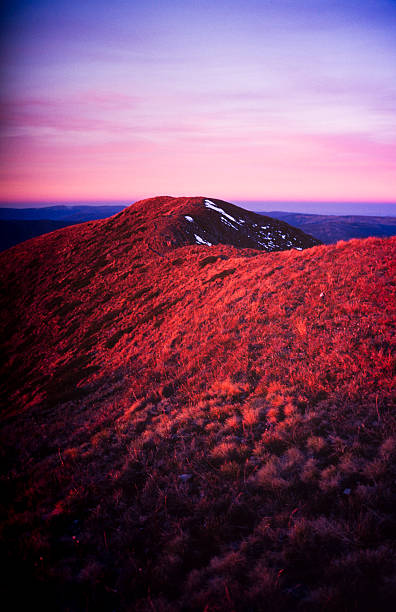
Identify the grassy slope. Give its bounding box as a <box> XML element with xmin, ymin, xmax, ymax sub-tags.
<box><xmin>0</xmin><ymin>211</ymin><xmax>395</xmax><ymax>611</ymax></box>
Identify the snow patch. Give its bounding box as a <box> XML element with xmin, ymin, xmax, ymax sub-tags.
<box><xmin>194</xmin><ymin>234</ymin><xmax>212</xmax><ymax>246</ymax></box>
<box><xmin>185</xmin><ymin>216</ymin><xmax>194</xmax><ymax>222</ymax></box>
<box><xmin>204</xmin><ymin>199</ymin><xmax>237</xmax><ymax>223</ymax></box>
<box><xmin>220</xmin><ymin>217</ymin><xmax>239</xmax><ymax>230</ymax></box>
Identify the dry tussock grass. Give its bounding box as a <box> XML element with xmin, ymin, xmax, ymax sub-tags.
<box><xmin>0</xmin><ymin>204</ymin><xmax>395</xmax><ymax>611</ymax></box>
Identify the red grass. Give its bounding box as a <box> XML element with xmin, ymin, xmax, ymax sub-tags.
<box><xmin>0</xmin><ymin>197</ymin><xmax>395</xmax><ymax>611</ymax></box>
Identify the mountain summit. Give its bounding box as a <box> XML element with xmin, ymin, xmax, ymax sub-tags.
<box><xmin>113</xmin><ymin>196</ymin><xmax>321</xmax><ymax>253</ymax></box>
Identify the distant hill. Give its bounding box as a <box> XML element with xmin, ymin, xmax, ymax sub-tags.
<box><xmin>263</xmin><ymin>211</ymin><xmax>396</xmax><ymax>244</ymax></box>
<box><xmin>0</xmin><ymin>204</ymin><xmax>126</xmax><ymax>221</ymax></box>
<box><xmin>0</xmin><ymin>219</ymin><xmax>78</xmax><ymax>251</ymax></box>
<box><xmin>110</xmin><ymin>196</ymin><xmax>321</xmax><ymax>252</ymax></box>
<box><xmin>0</xmin><ymin>196</ymin><xmax>395</xmax><ymax>611</ymax></box>
<box><xmin>0</xmin><ymin>205</ymin><xmax>127</xmax><ymax>251</ymax></box>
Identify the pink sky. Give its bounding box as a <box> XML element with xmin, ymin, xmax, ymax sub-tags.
<box><xmin>1</xmin><ymin>0</ymin><xmax>395</xmax><ymax>204</ymax></box>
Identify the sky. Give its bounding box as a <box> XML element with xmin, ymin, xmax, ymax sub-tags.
<box><xmin>0</xmin><ymin>0</ymin><xmax>396</xmax><ymax>206</ymax></box>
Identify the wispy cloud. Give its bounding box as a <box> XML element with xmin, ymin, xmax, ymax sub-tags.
<box><xmin>1</xmin><ymin>0</ymin><xmax>396</xmax><ymax>201</ymax></box>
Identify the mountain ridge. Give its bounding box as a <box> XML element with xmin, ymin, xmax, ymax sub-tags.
<box><xmin>2</xmin><ymin>200</ymin><xmax>396</xmax><ymax>253</ymax></box>
<box><xmin>0</xmin><ymin>196</ymin><xmax>395</xmax><ymax>611</ymax></box>
<box><xmin>0</xmin><ymin>196</ymin><xmax>320</xmax><ymax>257</ymax></box>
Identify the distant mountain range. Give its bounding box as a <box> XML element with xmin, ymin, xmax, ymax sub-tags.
<box><xmin>0</xmin><ymin>203</ymin><xmax>395</xmax><ymax>251</ymax></box>
<box><xmin>0</xmin><ymin>204</ymin><xmax>126</xmax><ymax>221</ymax></box>
<box><xmin>263</xmin><ymin>211</ymin><xmax>396</xmax><ymax>244</ymax></box>
<box><xmin>0</xmin><ymin>205</ymin><xmax>126</xmax><ymax>251</ymax></box>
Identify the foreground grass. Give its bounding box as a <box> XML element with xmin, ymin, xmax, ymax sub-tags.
<box><xmin>0</xmin><ymin>202</ymin><xmax>395</xmax><ymax>611</ymax></box>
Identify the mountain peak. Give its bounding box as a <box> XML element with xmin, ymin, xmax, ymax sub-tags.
<box><xmin>114</xmin><ymin>196</ymin><xmax>321</xmax><ymax>253</ymax></box>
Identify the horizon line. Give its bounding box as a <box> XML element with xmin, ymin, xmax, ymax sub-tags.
<box><xmin>1</xmin><ymin>197</ymin><xmax>396</xmax><ymax>206</ymax></box>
